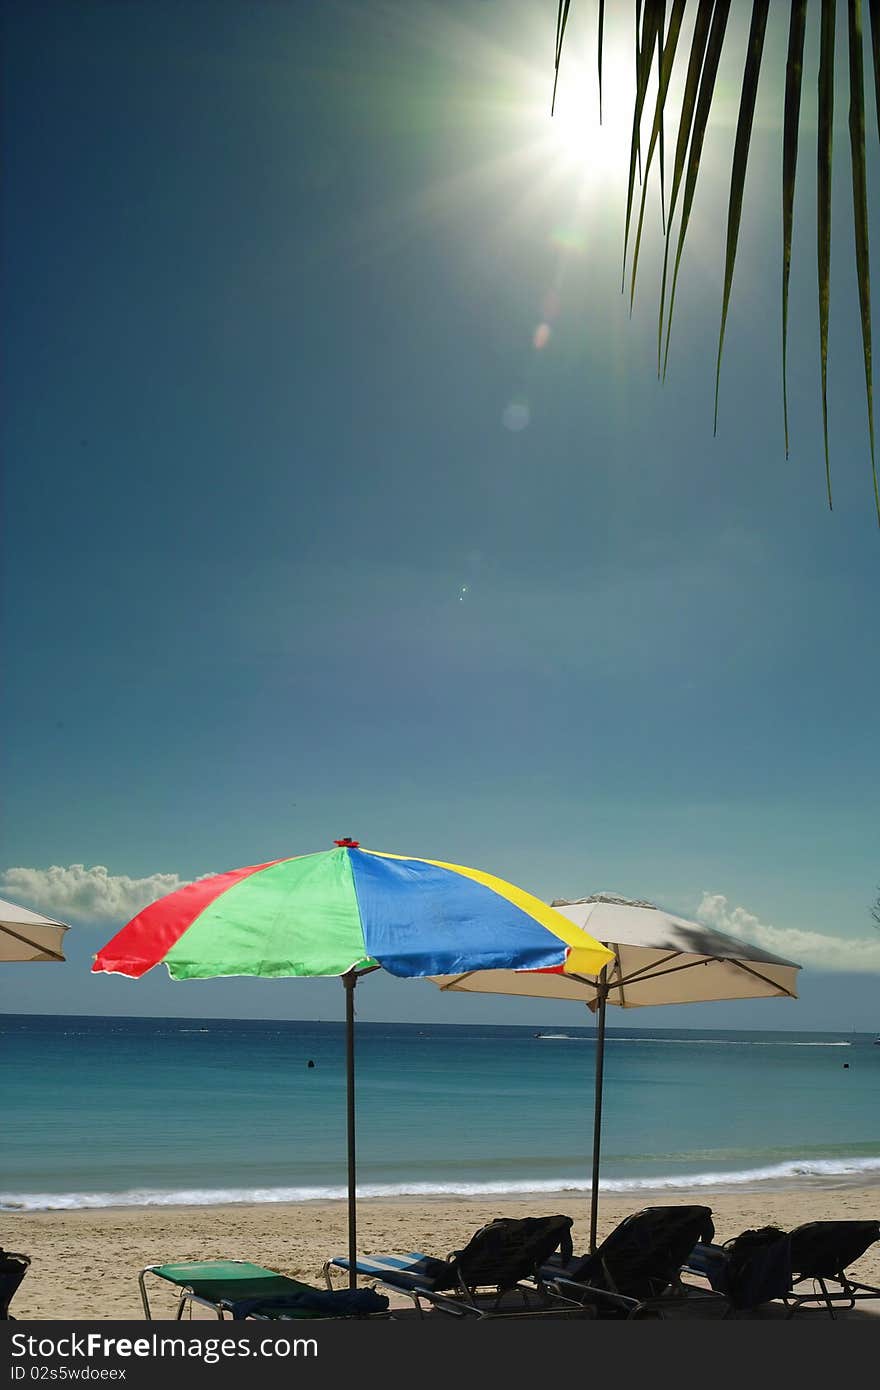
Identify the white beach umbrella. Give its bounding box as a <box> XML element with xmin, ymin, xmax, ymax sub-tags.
<box><xmin>0</xmin><ymin>896</ymin><xmax>69</xmax><ymax>962</ymax></box>
<box><xmin>431</xmin><ymin>893</ymin><xmax>802</xmax><ymax>1250</ymax></box>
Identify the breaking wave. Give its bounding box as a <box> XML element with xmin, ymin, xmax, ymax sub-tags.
<box><xmin>5</xmin><ymin>1157</ymin><xmax>880</xmax><ymax>1211</ymax></box>
<box><xmin>536</xmin><ymin>1036</ymin><xmax>854</xmax><ymax>1047</ymax></box>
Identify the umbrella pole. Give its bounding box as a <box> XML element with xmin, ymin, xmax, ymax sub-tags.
<box><xmin>343</xmin><ymin>970</ymin><xmax>358</xmax><ymax>1289</ymax></box>
<box><xmin>589</xmin><ymin>970</ymin><xmax>608</xmax><ymax>1254</ymax></box>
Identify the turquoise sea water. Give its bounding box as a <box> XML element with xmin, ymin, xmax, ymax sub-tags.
<box><xmin>2</xmin><ymin>1015</ymin><xmax>879</xmax><ymax>1210</ymax></box>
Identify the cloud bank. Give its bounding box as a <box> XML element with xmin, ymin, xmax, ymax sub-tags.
<box><xmin>0</xmin><ymin>864</ymin><xmax>208</xmax><ymax>924</ymax></box>
<box><xmin>697</xmin><ymin>892</ymin><xmax>880</xmax><ymax>973</ymax></box>
<box><xmin>4</xmin><ymin>867</ymin><xmax>879</xmax><ymax>975</ymax></box>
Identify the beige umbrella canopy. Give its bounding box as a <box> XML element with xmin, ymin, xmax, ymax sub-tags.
<box><xmin>0</xmin><ymin>896</ymin><xmax>68</xmax><ymax>962</ymax></box>
<box><xmin>432</xmin><ymin>892</ymin><xmax>800</xmax><ymax>1007</ymax></box>
<box><xmin>432</xmin><ymin>893</ymin><xmax>801</xmax><ymax>1250</ymax></box>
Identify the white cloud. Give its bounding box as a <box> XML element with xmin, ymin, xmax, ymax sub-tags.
<box><xmin>0</xmin><ymin>864</ymin><xmax>210</xmax><ymax>924</ymax></box>
<box><xmin>697</xmin><ymin>892</ymin><xmax>880</xmax><ymax>973</ymax></box>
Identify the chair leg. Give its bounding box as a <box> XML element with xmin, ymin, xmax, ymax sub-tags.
<box><xmin>818</xmin><ymin>1278</ymin><xmax>836</xmax><ymax>1321</ymax></box>
<box><xmin>138</xmin><ymin>1272</ymin><xmax>152</xmax><ymax>1321</ymax></box>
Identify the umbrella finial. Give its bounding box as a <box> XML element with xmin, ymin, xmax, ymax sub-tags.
<box><xmin>334</xmin><ymin>837</ymin><xmax>360</xmax><ymax>848</ymax></box>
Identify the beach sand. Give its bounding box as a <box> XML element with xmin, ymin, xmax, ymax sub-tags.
<box><xmin>5</xmin><ymin>1188</ymin><xmax>879</xmax><ymax>1320</ymax></box>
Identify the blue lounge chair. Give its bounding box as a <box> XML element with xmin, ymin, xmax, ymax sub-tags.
<box><xmin>324</xmin><ymin>1214</ymin><xmax>580</xmax><ymax>1317</ymax></box>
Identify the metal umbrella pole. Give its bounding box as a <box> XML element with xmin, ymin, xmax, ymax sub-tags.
<box><xmin>342</xmin><ymin>970</ymin><xmax>359</xmax><ymax>1289</ymax></box>
<box><xmin>589</xmin><ymin>967</ymin><xmax>608</xmax><ymax>1254</ymax></box>
<box><xmin>341</xmin><ymin>964</ymin><xmax>379</xmax><ymax>1288</ymax></box>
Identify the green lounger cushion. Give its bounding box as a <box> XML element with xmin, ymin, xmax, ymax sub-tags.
<box><xmin>149</xmin><ymin>1261</ymin><xmax>388</xmax><ymax>1319</ymax></box>
<box><xmin>151</xmin><ymin>1261</ymin><xmax>312</xmax><ymax>1303</ymax></box>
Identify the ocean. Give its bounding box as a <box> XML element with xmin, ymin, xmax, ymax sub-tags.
<box><xmin>2</xmin><ymin>1014</ymin><xmax>879</xmax><ymax>1211</ymax></box>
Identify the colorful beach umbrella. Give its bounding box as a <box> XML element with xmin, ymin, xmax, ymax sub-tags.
<box><xmin>93</xmin><ymin>842</ymin><xmax>613</xmax><ymax>1281</ymax></box>
<box><xmin>0</xmin><ymin>897</ymin><xmax>68</xmax><ymax>963</ymax></box>
<box><xmin>431</xmin><ymin>893</ymin><xmax>802</xmax><ymax>1251</ymax></box>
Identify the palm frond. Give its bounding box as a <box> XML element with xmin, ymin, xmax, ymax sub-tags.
<box><xmin>663</xmin><ymin>0</ymin><xmax>732</xmax><ymax>379</ymax></box>
<box><xmin>714</xmin><ymin>1</ymin><xmax>770</xmax><ymax>433</ymax></box>
<box><xmin>818</xmin><ymin>0</ymin><xmax>836</xmax><ymax>508</ymax></box>
<box><xmin>868</xmin><ymin>0</ymin><xmax>880</xmax><ymax>140</ymax></box>
<box><xmin>598</xmin><ymin>0</ymin><xmax>606</xmax><ymax>122</ymax></box>
<box><xmin>623</xmin><ymin>2</ymin><xmax>664</xmax><ymax>291</ymax></box>
<box><xmin>552</xmin><ymin>3</ymin><xmax>880</xmax><ymax>514</ymax></box>
<box><xmin>847</xmin><ymin>0</ymin><xmax>879</xmax><ymax>521</ymax></box>
<box><xmin>782</xmin><ymin>2</ymin><xmax>808</xmax><ymax>459</ymax></box>
<box><xmin>657</xmin><ymin>0</ymin><xmax>714</xmax><ymax>375</ymax></box>
<box><xmin>636</xmin><ymin>0</ymin><xmax>644</xmax><ymax>180</ymax></box>
<box><xmin>630</xmin><ymin>0</ymin><xmax>687</xmax><ymax>309</ymax></box>
<box><xmin>552</xmin><ymin>1</ymin><xmax>572</xmax><ymax>116</ymax></box>
<box><xmin>657</xmin><ymin>2</ymin><xmax>667</xmax><ymax>232</ymax></box>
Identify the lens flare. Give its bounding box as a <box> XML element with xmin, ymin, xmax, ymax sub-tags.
<box><xmin>502</xmin><ymin>399</ymin><xmax>530</xmax><ymax>432</ymax></box>
<box><xmin>533</xmin><ymin>322</ymin><xmax>551</xmax><ymax>350</ymax></box>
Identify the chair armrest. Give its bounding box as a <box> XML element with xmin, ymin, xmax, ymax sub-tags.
<box><xmin>546</xmin><ymin>1274</ymin><xmax>639</xmax><ymax>1315</ymax></box>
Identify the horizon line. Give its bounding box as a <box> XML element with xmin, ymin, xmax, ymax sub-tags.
<box><xmin>0</xmin><ymin>1010</ymin><xmax>868</xmax><ymax>1037</ymax></box>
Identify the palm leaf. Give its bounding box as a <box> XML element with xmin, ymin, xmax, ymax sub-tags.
<box><xmin>663</xmin><ymin>0</ymin><xmax>733</xmax><ymax>379</ymax></box>
<box><xmin>657</xmin><ymin>2</ymin><xmax>667</xmax><ymax>233</ymax></box>
<box><xmin>714</xmin><ymin>1</ymin><xmax>770</xmax><ymax>433</ymax></box>
<box><xmin>657</xmin><ymin>0</ymin><xmax>714</xmax><ymax>375</ymax></box>
<box><xmin>598</xmin><ymin>0</ymin><xmax>606</xmax><ymax>122</ymax></box>
<box><xmin>629</xmin><ymin>0</ymin><xmax>687</xmax><ymax>309</ymax></box>
<box><xmin>623</xmin><ymin>1</ymin><xmax>664</xmax><ymax>292</ymax></box>
<box><xmin>847</xmin><ymin>0</ymin><xmax>879</xmax><ymax>521</ymax></box>
<box><xmin>818</xmin><ymin>0</ymin><xmax>836</xmax><ymax>508</ymax></box>
<box><xmin>550</xmin><ymin>2</ymin><xmax>880</xmax><ymax>513</ymax></box>
<box><xmin>868</xmin><ymin>0</ymin><xmax>880</xmax><ymax>141</ymax></box>
<box><xmin>782</xmin><ymin>2</ymin><xmax>808</xmax><ymax>459</ymax></box>
<box><xmin>636</xmin><ymin>0</ymin><xmax>643</xmax><ymax>180</ymax></box>
<box><xmin>552</xmin><ymin>1</ymin><xmax>572</xmax><ymax>117</ymax></box>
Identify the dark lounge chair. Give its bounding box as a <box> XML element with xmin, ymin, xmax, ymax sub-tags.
<box><xmin>786</xmin><ymin>1220</ymin><xmax>880</xmax><ymax>1314</ymax></box>
<box><xmin>540</xmin><ymin>1205</ymin><xmax>727</xmax><ymax>1319</ymax></box>
<box><xmin>324</xmin><ymin>1213</ymin><xmax>580</xmax><ymax>1317</ymax></box>
<box><xmin>0</xmin><ymin>1249</ymin><xmax>30</xmax><ymax>1320</ymax></box>
<box><xmin>686</xmin><ymin>1219</ymin><xmax>880</xmax><ymax>1319</ymax></box>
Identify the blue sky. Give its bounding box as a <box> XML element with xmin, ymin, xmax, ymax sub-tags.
<box><xmin>2</xmin><ymin>0</ymin><xmax>879</xmax><ymax>1029</ymax></box>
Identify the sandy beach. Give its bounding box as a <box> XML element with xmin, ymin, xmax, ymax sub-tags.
<box><xmin>5</xmin><ymin>1188</ymin><xmax>879</xmax><ymax>1320</ymax></box>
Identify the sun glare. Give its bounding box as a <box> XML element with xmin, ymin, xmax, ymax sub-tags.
<box><xmin>543</xmin><ymin>48</ymin><xmax>636</xmax><ymax>185</ymax></box>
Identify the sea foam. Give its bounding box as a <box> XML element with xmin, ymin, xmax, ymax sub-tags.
<box><xmin>4</xmin><ymin>1156</ymin><xmax>880</xmax><ymax>1211</ymax></box>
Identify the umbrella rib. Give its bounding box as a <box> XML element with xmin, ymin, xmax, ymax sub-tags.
<box><xmin>562</xmin><ymin>972</ymin><xmax>602</xmax><ymax>991</ymax></box>
<box><xmin>435</xmin><ymin>972</ymin><xmax>472</xmax><ymax>990</ymax></box>
<box><xmin>612</xmin><ymin>954</ymin><xmax>794</xmax><ymax>997</ymax></box>
<box><xmin>0</xmin><ymin>923</ymin><xmax>65</xmax><ymax>962</ymax></box>
<box><xmin>729</xmin><ymin>958</ymin><xmax>797</xmax><ymax>997</ymax></box>
<box><xmin>612</xmin><ymin>951</ymin><xmax>684</xmax><ymax>987</ymax></box>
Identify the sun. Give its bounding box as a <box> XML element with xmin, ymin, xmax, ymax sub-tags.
<box><xmin>540</xmin><ymin>47</ymin><xmax>638</xmax><ymax>186</ymax></box>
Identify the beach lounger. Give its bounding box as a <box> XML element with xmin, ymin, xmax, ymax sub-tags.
<box><xmin>323</xmin><ymin>1213</ymin><xmax>580</xmax><ymax>1317</ymax></box>
<box><xmin>138</xmin><ymin>1260</ymin><xmax>390</xmax><ymax>1320</ymax></box>
<box><xmin>686</xmin><ymin>1219</ymin><xmax>880</xmax><ymax>1319</ymax></box>
<box><xmin>539</xmin><ymin>1205</ymin><xmax>727</xmax><ymax>1319</ymax></box>
<box><xmin>0</xmin><ymin>1249</ymin><xmax>30</xmax><ymax>1320</ymax></box>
